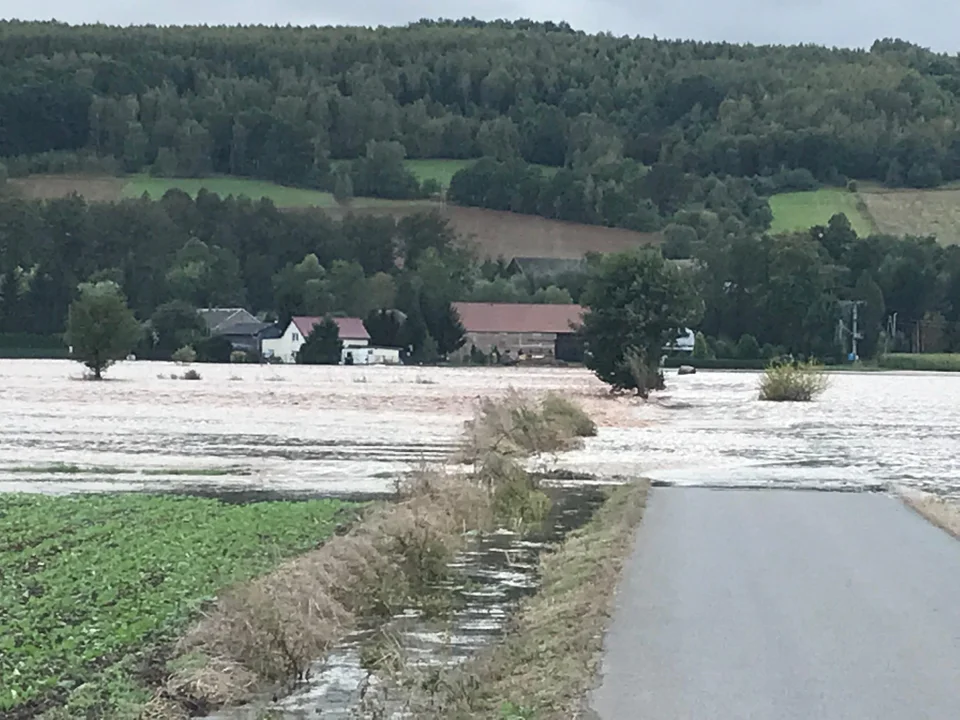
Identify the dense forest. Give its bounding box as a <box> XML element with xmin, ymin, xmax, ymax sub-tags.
<box><xmin>3</xmin><ymin>20</ymin><xmax>960</xmax><ymax>230</ymax></box>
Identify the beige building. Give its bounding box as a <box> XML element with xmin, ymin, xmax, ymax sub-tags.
<box><xmin>452</xmin><ymin>302</ymin><xmax>584</xmax><ymax>362</ymax></box>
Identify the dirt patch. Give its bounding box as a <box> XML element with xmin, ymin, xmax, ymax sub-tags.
<box><xmin>901</xmin><ymin>490</ymin><xmax>960</xmax><ymax>539</ymax></box>
<box><xmin>859</xmin><ymin>188</ymin><xmax>960</xmax><ymax>245</ymax></box>
<box><xmin>414</xmin><ymin>480</ymin><xmax>649</xmax><ymax>719</ymax></box>
<box><xmin>9</xmin><ymin>174</ymin><xmax>125</xmax><ymax>202</ymax></box>
<box><xmin>319</xmin><ymin>203</ymin><xmax>661</xmax><ymax>259</ymax></box>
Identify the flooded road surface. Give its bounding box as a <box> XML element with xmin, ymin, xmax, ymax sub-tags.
<box><xmin>2</xmin><ymin>360</ymin><xmax>960</xmax><ymax>498</ymax></box>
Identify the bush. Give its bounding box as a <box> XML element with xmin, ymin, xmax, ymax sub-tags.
<box><xmin>540</xmin><ymin>393</ymin><xmax>598</xmax><ymax>438</ymax></box>
<box><xmin>182</xmin><ymin>369</ymin><xmax>202</xmax><ymax>380</ymax></box>
<box><xmin>758</xmin><ymin>360</ymin><xmax>828</xmax><ymax>402</ymax></box>
<box><xmin>172</xmin><ymin>345</ymin><xmax>197</xmax><ymax>364</ymax></box>
<box><xmin>230</xmin><ymin>350</ymin><xmax>248</xmax><ymax>364</ymax></box>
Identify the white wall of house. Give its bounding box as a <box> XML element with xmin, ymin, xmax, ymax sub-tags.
<box><xmin>262</xmin><ymin>321</ymin><xmax>368</xmax><ymax>363</ymax></box>
<box><xmin>342</xmin><ymin>347</ymin><xmax>401</xmax><ymax>365</ymax></box>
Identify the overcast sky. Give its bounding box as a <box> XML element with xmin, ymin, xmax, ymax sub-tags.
<box><xmin>3</xmin><ymin>0</ymin><xmax>958</xmax><ymax>53</ymax></box>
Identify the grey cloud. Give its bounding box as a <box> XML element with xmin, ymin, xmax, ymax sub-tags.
<box><xmin>4</xmin><ymin>0</ymin><xmax>958</xmax><ymax>52</ymax></box>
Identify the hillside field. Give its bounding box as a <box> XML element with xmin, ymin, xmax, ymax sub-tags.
<box><xmin>768</xmin><ymin>189</ymin><xmax>876</xmax><ymax>236</ymax></box>
<box><xmin>8</xmin><ymin>166</ymin><xmax>658</xmax><ymax>260</ymax></box>
<box><xmin>13</xmin><ymin>167</ymin><xmax>960</xmax><ymax>251</ymax></box>
<box><xmin>859</xmin><ymin>188</ymin><xmax>960</xmax><ymax>246</ymax></box>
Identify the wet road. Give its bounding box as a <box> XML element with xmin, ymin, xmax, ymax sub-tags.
<box><xmin>591</xmin><ymin>488</ymin><xmax>960</xmax><ymax>720</ymax></box>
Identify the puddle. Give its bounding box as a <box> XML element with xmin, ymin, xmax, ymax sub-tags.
<box><xmin>202</xmin><ymin>486</ymin><xmax>607</xmax><ymax>720</ymax></box>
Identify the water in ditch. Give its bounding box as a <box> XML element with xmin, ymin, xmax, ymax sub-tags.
<box><xmin>202</xmin><ymin>485</ymin><xmax>607</xmax><ymax>720</ymax></box>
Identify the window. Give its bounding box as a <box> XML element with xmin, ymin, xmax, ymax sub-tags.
<box><xmin>292</xmin><ymin>332</ymin><xmax>300</xmax><ymax>342</ymax></box>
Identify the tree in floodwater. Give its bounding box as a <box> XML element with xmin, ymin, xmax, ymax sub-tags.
<box><xmin>581</xmin><ymin>249</ymin><xmax>702</xmax><ymax>396</ymax></box>
<box><xmin>297</xmin><ymin>316</ymin><xmax>342</xmax><ymax>364</ymax></box>
<box><xmin>65</xmin><ymin>281</ymin><xmax>142</xmax><ymax>379</ymax></box>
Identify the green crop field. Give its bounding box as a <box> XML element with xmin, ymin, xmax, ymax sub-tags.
<box><xmin>878</xmin><ymin>353</ymin><xmax>960</xmax><ymax>371</ymax></box>
<box><xmin>769</xmin><ymin>189</ymin><xmax>876</xmax><ymax>236</ymax></box>
<box><xmin>0</xmin><ymin>493</ymin><xmax>355</xmax><ymax>717</ymax></box>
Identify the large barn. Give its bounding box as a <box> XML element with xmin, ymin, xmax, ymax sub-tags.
<box><xmin>452</xmin><ymin>302</ymin><xmax>584</xmax><ymax>362</ymax></box>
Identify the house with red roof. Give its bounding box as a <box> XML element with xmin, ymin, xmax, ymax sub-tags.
<box><xmin>261</xmin><ymin>316</ymin><xmax>370</xmax><ymax>363</ymax></box>
<box><xmin>451</xmin><ymin>302</ymin><xmax>584</xmax><ymax>362</ymax></box>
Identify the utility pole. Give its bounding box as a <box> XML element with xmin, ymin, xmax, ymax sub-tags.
<box><xmin>851</xmin><ymin>302</ymin><xmax>861</xmax><ymax>359</ymax></box>
<box><xmin>838</xmin><ymin>300</ymin><xmax>864</xmax><ymax>361</ymax></box>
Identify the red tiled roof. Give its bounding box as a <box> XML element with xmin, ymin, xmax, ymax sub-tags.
<box><xmin>292</xmin><ymin>316</ymin><xmax>370</xmax><ymax>340</ymax></box>
<box><xmin>452</xmin><ymin>303</ymin><xmax>583</xmax><ymax>334</ymax></box>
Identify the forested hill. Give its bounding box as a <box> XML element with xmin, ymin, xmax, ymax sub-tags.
<box><xmin>2</xmin><ymin>19</ymin><xmax>960</xmax><ymax>192</ymax></box>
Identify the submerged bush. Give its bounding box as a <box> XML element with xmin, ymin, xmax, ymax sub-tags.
<box><xmin>758</xmin><ymin>360</ymin><xmax>828</xmax><ymax>402</ymax></box>
<box><xmin>541</xmin><ymin>393</ymin><xmax>598</xmax><ymax>438</ymax></box>
<box><xmin>463</xmin><ymin>390</ymin><xmax>594</xmax><ymax>461</ymax></box>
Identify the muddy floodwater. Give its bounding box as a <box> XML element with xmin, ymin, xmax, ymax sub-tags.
<box><xmin>2</xmin><ymin>360</ymin><xmax>960</xmax><ymax>498</ymax></box>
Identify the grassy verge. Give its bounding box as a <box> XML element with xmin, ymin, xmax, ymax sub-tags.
<box><xmin>0</xmin><ymin>494</ymin><xmax>356</xmax><ymax>718</ymax></box>
<box><xmin>768</xmin><ymin>188</ymin><xmax>875</xmax><ymax>236</ymax></box>
<box><xmin>417</xmin><ymin>481</ymin><xmax>649</xmax><ymax>719</ymax></box>
<box><xmin>878</xmin><ymin>353</ymin><xmax>960</xmax><ymax>371</ymax></box>
<box><xmin>901</xmin><ymin>490</ymin><xmax>960</xmax><ymax>540</ymax></box>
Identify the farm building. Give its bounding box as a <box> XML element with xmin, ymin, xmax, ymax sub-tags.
<box><xmin>196</xmin><ymin>307</ymin><xmax>280</xmax><ymax>356</ymax></box>
<box><xmin>451</xmin><ymin>302</ymin><xmax>584</xmax><ymax>362</ymax></box>
<box><xmin>261</xmin><ymin>316</ymin><xmax>369</xmax><ymax>363</ymax></box>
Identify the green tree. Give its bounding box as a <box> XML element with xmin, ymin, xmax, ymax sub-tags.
<box><xmin>65</xmin><ymin>281</ymin><xmax>142</xmax><ymax>379</ymax></box>
<box><xmin>736</xmin><ymin>333</ymin><xmax>761</xmax><ymax>359</ymax></box>
<box><xmin>333</xmin><ymin>166</ymin><xmax>354</xmax><ymax>205</ymax></box>
<box><xmin>852</xmin><ymin>272</ymin><xmax>886</xmax><ymax>357</ymax></box>
<box><xmin>297</xmin><ymin>317</ymin><xmax>342</xmax><ymax>364</ymax></box>
<box><xmin>150</xmin><ymin>300</ymin><xmax>205</xmax><ymax>356</ymax></box>
<box><xmin>364</xmin><ymin>309</ymin><xmax>405</xmax><ymax>347</ymax></box>
<box><xmin>692</xmin><ymin>331</ymin><xmax>711</xmax><ymax>359</ymax></box>
<box><xmin>420</xmin><ymin>297</ymin><xmax>466</xmax><ymax>358</ymax></box>
<box><xmin>581</xmin><ymin>250</ymin><xmax>702</xmax><ymax>395</ymax></box>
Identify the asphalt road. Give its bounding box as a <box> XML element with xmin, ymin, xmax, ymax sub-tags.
<box><xmin>590</xmin><ymin>488</ymin><xmax>960</xmax><ymax>720</ymax></box>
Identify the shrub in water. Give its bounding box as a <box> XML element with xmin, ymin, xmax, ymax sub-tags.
<box><xmin>541</xmin><ymin>393</ymin><xmax>598</xmax><ymax>438</ymax></box>
<box><xmin>758</xmin><ymin>360</ymin><xmax>827</xmax><ymax>402</ymax></box>
<box><xmin>182</xmin><ymin>369</ymin><xmax>202</xmax><ymax>381</ymax></box>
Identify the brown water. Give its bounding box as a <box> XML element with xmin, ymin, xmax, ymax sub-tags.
<box><xmin>2</xmin><ymin>360</ymin><xmax>960</xmax><ymax>498</ymax></box>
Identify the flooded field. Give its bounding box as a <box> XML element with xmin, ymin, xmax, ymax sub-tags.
<box><xmin>2</xmin><ymin>360</ymin><xmax>960</xmax><ymax>497</ymax></box>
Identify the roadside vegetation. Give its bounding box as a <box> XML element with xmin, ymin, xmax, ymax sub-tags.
<box><xmin>415</xmin><ymin>481</ymin><xmax>649</xmax><ymax>719</ymax></box>
<box><xmin>758</xmin><ymin>359</ymin><xmax>829</xmax><ymax>402</ymax></box>
<box><xmin>878</xmin><ymin>354</ymin><xmax>960</xmax><ymax>372</ymax></box>
<box><xmin>0</xmin><ymin>494</ymin><xmax>355</xmax><ymax>718</ymax></box>
<box><xmin>901</xmin><ymin>490</ymin><xmax>960</xmax><ymax>540</ymax></box>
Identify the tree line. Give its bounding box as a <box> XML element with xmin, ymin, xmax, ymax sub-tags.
<box><xmin>2</xmin><ymin>181</ymin><xmax>958</xmax><ymax>364</ymax></box>
<box><xmin>3</xmin><ymin>20</ymin><xmax>960</xmax><ymax>197</ymax></box>
<box><xmin>0</xmin><ymin>190</ymin><xmax>577</xmax><ymax>360</ymax></box>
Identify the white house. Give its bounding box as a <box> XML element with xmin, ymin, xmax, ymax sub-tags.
<box><xmin>262</xmin><ymin>316</ymin><xmax>370</xmax><ymax>363</ymax></box>
<box><xmin>664</xmin><ymin>328</ymin><xmax>696</xmax><ymax>353</ymax></box>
